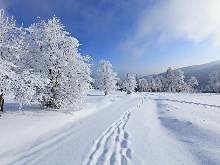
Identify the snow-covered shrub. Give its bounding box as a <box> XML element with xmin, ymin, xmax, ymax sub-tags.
<box><xmin>95</xmin><ymin>60</ymin><xmax>118</xmax><ymax>95</ymax></box>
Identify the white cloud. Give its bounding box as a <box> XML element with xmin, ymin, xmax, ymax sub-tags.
<box><xmin>119</xmin><ymin>0</ymin><xmax>220</xmax><ymax>57</ymax></box>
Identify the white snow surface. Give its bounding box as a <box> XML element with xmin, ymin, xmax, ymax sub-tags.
<box><xmin>0</xmin><ymin>91</ymin><xmax>220</xmax><ymax>165</ymax></box>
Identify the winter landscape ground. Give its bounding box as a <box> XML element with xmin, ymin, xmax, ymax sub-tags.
<box><xmin>1</xmin><ymin>90</ymin><xmax>220</xmax><ymax>165</ymax></box>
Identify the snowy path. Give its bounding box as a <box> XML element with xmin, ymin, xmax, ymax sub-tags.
<box><xmin>2</xmin><ymin>94</ymin><xmax>141</xmax><ymax>165</ymax></box>
<box><xmin>84</xmin><ymin>111</ymin><xmax>132</xmax><ymax>165</ymax></box>
<box><xmin>1</xmin><ymin>92</ymin><xmax>220</xmax><ymax>165</ymax></box>
<box><xmin>83</xmin><ymin>96</ymin><xmax>197</xmax><ymax>165</ymax></box>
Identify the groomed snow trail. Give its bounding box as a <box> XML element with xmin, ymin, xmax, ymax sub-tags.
<box><xmin>84</xmin><ymin>95</ymin><xmax>197</xmax><ymax>165</ymax></box>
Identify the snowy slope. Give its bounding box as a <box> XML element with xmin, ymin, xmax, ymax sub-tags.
<box><xmin>0</xmin><ymin>91</ymin><xmax>220</xmax><ymax>165</ymax></box>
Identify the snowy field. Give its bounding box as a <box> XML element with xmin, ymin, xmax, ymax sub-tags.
<box><xmin>0</xmin><ymin>91</ymin><xmax>220</xmax><ymax>165</ymax></box>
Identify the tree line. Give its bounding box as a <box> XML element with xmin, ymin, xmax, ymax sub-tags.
<box><xmin>94</xmin><ymin>60</ymin><xmax>220</xmax><ymax>95</ymax></box>
<box><xmin>94</xmin><ymin>60</ymin><xmax>199</xmax><ymax>95</ymax></box>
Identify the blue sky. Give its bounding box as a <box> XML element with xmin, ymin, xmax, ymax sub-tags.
<box><xmin>1</xmin><ymin>0</ymin><xmax>220</xmax><ymax>76</ymax></box>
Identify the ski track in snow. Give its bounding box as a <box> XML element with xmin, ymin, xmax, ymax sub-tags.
<box><xmin>154</xmin><ymin>98</ymin><xmax>220</xmax><ymax>108</ymax></box>
<box><xmin>154</xmin><ymin>95</ymin><xmax>220</xmax><ymax>165</ymax></box>
<box><xmin>83</xmin><ymin>102</ymin><xmax>144</xmax><ymax>165</ymax></box>
<box><xmin>84</xmin><ymin>111</ymin><xmax>132</xmax><ymax>165</ymax></box>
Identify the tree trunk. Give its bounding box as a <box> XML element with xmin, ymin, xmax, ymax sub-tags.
<box><xmin>0</xmin><ymin>94</ymin><xmax>4</xmax><ymax>112</ymax></box>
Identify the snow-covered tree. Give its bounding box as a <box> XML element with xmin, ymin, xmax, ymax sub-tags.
<box><xmin>165</xmin><ymin>67</ymin><xmax>186</xmax><ymax>92</ymax></box>
<box><xmin>186</xmin><ymin>76</ymin><xmax>199</xmax><ymax>93</ymax></box>
<box><xmin>0</xmin><ymin>9</ymin><xmax>30</xmax><ymax>98</ymax></box>
<box><xmin>0</xmin><ymin>9</ymin><xmax>18</xmax><ymax>95</ymax></box>
<box><xmin>209</xmin><ymin>71</ymin><xmax>220</xmax><ymax>93</ymax></box>
<box><xmin>122</xmin><ymin>73</ymin><xmax>137</xmax><ymax>94</ymax></box>
<box><xmin>145</xmin><ymin>76</ymin><xmax>156</xmax><ymax>92</ymax></box>
<box><xmin>95</xmin><ymin>60</ymin><xmax>118</xmax><ymax>95</ymax></box>
<box><xmin>24</xmin><ymin>16</ymin><xmax>92</xmax><ymax>109</ymax></box>
<box><xmin>138</xmin><ymin>76</ymin><xmax>162</xmax><ymax>92</ymax></box>
<box><xmin>138</xmin><ymin>78</ymin><xmax>148</xmax><ymax>92</ymax></box>
<box><xmin>0</xmin><ymin>10</ymin><xmax>91</xmax><ymax>110</ymax></box>
<box><xmin>0</xmin><ymin>9</ymin><xmax>47</xmax><ymax>109</ymax></box>
<box><xmin>154</xmin><ymin>76</ymin><xmax>163</xmax><ymax>92</ymax></box>
<box><xmin>157</xmin><ymin>75</ymin><xmax>167</xmax><ymax>92</ymax></box>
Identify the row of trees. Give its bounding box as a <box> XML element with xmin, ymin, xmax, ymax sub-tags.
<box><xmin>94</xmin><ymin>61</ymin><xmax>220</xmax><ymax>95</ymax></box>
<box><xmin>0</xmin><ymin>9</ymin><xmax>91</xmax><ymax>110</ymax></box>
<box><xmin>94</xmin><ymin>61</ymin><xmax>199</xmax><ymax>95</ymax></box>
<box><xmin>138</xmin><ymin>68</ymin><xmax>199</xmax><ymax>93</ymax></box>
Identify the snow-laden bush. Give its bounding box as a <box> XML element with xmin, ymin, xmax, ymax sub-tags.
<box><xmin>95</xmin><ymin>60</ymin><xmax>118</xmax><ymax>95</ymax></box>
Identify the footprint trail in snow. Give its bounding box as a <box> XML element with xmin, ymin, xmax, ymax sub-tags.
<box><xmin>84</xmin><ymin>111</ymin><xmax>133</xmax><ymax>165</ymax></box>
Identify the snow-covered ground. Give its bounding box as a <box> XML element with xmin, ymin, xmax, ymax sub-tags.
<box><xmin>0</xmin><ymin>91</ymin><xmax>220</xmax><ymax>165</ymax></box>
